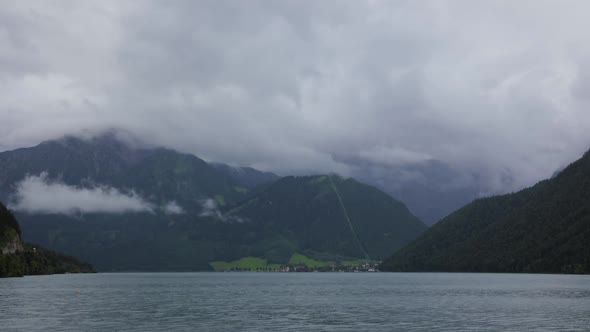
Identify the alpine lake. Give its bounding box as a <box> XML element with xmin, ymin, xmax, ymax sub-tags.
<box><xmin>1</xmin><ymin>272</ymin><xmax>589</xmax><ymax>331</ymax></box>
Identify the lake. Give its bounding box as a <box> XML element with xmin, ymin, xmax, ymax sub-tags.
<box><xmin>1</xmin><ymin>272</ymin><xmax>589</xmax><ymax>331</ymax></box>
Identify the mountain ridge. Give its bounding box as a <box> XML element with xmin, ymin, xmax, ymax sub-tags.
<box><xmin>380</xmin><ymin>149</ymin><xmax>590</xmax><ymax>274</ymax></box>
<box><xmin>224</xmin><ymin>174</ymin><xmax>426</xmax><ymax>261</ymax></box>
<box><xmin>0</xmin><ymin>134</ymin><xmax>426</xmax><ymax>271</ymax></box>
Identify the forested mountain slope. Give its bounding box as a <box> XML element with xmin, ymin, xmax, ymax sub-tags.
<box><xmin>1</xmin><ymin>201</ymin><xmax>94</xmax><ymax>277</ymax></box>
<box><xmin>381</xmin><ymin>150</ymin><xmax>590</xmax><ymax>274</ymax></box>
<box><xmin>226</xmin><ymin>175</ymin><xmax>427</xmax><ymax>261</ymax></box>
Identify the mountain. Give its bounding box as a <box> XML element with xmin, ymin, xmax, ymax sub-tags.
<box><xmin>380</xmin><ymin>150</ymin><xmax>590</xmax><ymax>274</ymax></box>
<box><xmin>0</xmin><ymin>134</ymin><xmax>425</xmax><ymax>271</ymax></box>
<box><xmin>0</xmin><ymin>134</ymin><xmax>281</xmax><ymax>271</ymax></box>
<box><xmin>225</xmin><ymin>175</ymin><xmax>427</xmax><ymax>261</ymax></box>
<box><xmin>0</xmin><ymin>133</ymin><xmax>274</xmax><ymax>209</ymax></box>
<box><xmin>1</xmin><ymin>201</ymin><xmax>94</xmax><ymax>277</ymax></box>
<box><xmin>210</xmin><ymin>163</ymin><xmax>279</xmax><ymax>190</ymax></box>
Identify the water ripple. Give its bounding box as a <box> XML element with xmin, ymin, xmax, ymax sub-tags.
<box><xmin>1</xmin><ymin>272</ymin><xmax>589</xmax><ymax>331</ymax></box>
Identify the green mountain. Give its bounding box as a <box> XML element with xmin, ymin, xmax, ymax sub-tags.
<box><xmin>0</xmin><ymin>134</ymin><xmax>425</xmax><ymax>271</ymax></box>
<box><xmin>380</xmin><ymin>150</ymin><xmax>590</xmax><ymax>274</ymax></box>
<box><xmin>226</xmin><ymin>175</ymin><xmax>427</xmax><ymax>261</ymax></box>
<box><xmin>1</xmin><ymin>201</ymin><xmax>94</xmax><ymax>277</ymax></box>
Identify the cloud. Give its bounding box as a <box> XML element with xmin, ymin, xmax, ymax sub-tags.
<box><xmin>162</xmin><ymin>201</ymin><xmax>184</xmax><ymax>215</ymax></box>
<box><xmin>10</xmin><ymin>173</ymin><xmax>154</xmax><ymax>215</ymax></box>
<box><xmin>358</xmin><ymin>146</ymin><xmax>433</xmax><ymax>167</ymax></box>
<box><xmin>200</xmin><ymin>198</ymin><xmax>244</xmax><ymax>223</ymax></box>
<box><xmin>2</xmin><ymin>1</ymin><xmax>590</xmax><ymax>195</ymax></box>
<box><xmin>199</xmin><ymin>199</ymin><xmax>221</xmax><ymax>219</ymax></box>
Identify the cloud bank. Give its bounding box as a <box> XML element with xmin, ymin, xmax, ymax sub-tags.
<box><xmin>2</xmin><ymin>1</ymin><xmax>590</xmax><ymax>194</ymax></box>
<box><xmin>10</xmin><ymin>173</ymin><xmax>153</xmax><ymax>215</ymax></box>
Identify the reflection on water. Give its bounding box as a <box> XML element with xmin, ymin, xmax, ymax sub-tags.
<box><xmin>1</xmin><ymin>272</ymin><xmax>589</xmax><ymax>331</ymax></box>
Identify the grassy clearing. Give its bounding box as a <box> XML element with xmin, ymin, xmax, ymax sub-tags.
<box><xmin>288</xmin><ymin>253</ymin><xmax>334</xmax><ymax>268</ymax></box>
<box><xmin>209</xmin><ymin>253</ymin><xmax>369</xmax><ymax>272</ymax></box>
<box><xmin>209</xmin><ymin>257</ymin><xmax>281</xmax><ymax>271</ymax></box>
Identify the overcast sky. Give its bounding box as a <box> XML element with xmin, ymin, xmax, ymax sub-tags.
<box><xmin>1</xmin><ymin>0</ymin><xmax>590</xmax><ymax>194</ymax></box>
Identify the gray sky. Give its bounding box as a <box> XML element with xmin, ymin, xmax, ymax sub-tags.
<box><xmin>2</xmin><ymin>0</ymin><xmax>590</xmax><ymax>194</ymax></box>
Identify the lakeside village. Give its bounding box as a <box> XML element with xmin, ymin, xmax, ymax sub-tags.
<box><xmin>217</xmin><ymin>261</ymin><xmax>381</xmax><ymax>273</ymax></box>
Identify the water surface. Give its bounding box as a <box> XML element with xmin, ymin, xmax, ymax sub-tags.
<box><xmin>1</xmin><ymin>272</ymin><xmax>589</xmax><ymax>331</ymax></box>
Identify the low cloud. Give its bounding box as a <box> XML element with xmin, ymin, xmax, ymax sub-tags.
<box><xmin>162</xmin><ymin>201</ymin><xmax>184</xmax><ymax>215</ymax></box>
<box><xmin>358</xmin><ymin>146</ymin><xmax>433</xmax><ymax>167</ymax></box>
<box><xmin>10</xmin><ymin>173</ymin><xmax>154</xmax><ymax>215</ymax></box>
<box><xmin>199</xmin><ymin>198</ymin><xmax>223</xmax><ymax>219</ymax></box>
<box><xmin>199</xmin><ymin>198</ymin><xmax>245</xmax><ymax>223</ymax></box>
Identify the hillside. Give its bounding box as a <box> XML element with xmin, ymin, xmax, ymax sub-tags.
<box><xmin>1</xmin><ymin>202</ymin><xmax>94</xmax><ymax>277</ymax></box>
<box><xmin>15</xmin><ymin>175</ymin><xmax>425</xmax><ymax>271</ymax></box>
<box><xmin>380</xmin><ymin>150</ymin><xmax>590</xmax><ymax>274</ymax></box>
<box><xmin>0</xmin><ymin>134</ymin><xmax>425</xmax><ymax>271</ymax></box>
<box><xmin>226</xmin><ymin>175</ymin><xmax>427</xmax><ymax>261</ymax></box>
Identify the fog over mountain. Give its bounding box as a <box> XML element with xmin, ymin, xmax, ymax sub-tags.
<box><xmin>9</xmin><ymin>173</ymin><xmax>154</xmax><ymax>215</ymax></box>
<box><xmin>2</xmin><ymin>1</ymin><xmax>590</xmax><ymax>222</ymax></box>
